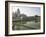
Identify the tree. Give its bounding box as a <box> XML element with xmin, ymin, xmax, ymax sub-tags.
<box><xmin>35</xmin><ymin>15</ymin><xmax>38</xmax><ymax>22</ymax></box>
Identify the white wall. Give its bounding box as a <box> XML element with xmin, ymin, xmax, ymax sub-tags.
<box><xmin>0</xmin><ymin>0</ymin><xmax>46</xmax><ymax>37</ymax></box>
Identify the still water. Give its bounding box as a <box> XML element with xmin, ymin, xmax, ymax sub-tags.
<box><xmin>12</xmin><ymin>21</ymin><xmax>40</xmax><ymax>30</ymax></box>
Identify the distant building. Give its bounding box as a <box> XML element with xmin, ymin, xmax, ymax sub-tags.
<box><xmin>12</xmin><ymin>8</ymin><xmax>27</xmax><ymax>21</ymax></box>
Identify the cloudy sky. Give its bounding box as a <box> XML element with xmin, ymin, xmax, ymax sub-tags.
<box><xmin>12</xmin><ymin>6</ymin><xmax>41</xmax><ymax>16</ymax></box>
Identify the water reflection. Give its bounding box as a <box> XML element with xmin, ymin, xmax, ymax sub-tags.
<box><xmin>12</xmin><ymin>21</ymin><xmax>40</xmax><ymax>30</ymax></box>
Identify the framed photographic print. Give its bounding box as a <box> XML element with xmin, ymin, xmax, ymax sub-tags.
<box><xmin>5</xmin><ymin>1</ymin><xmax>45</xmax><ymax>36</ymax></box>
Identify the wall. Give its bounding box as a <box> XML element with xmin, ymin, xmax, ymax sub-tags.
<box><xmin>0</xmin><ymin>0</ymin><xmax>46</xmax><ymax>37</ymax></box>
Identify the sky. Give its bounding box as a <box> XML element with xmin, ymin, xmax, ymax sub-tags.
<box><xmin>12</xmin><ymin>6</ymin><xmax>41</xmax><ymax>16</ymax></box>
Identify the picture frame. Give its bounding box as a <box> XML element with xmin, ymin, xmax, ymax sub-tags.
<box><xmin>5</xmin><ymin>1</ymin><xmax>45</xmax><ymax>36</ymax></box>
